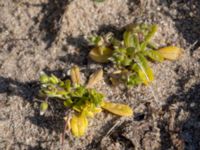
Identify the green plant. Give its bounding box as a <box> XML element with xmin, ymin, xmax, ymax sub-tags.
<box><xmin>39</xmin><ymin>66</ymin><xmax>133</xmax><ymax>137</ymax></box>
<box><xmin>93</xmin><ymin>0</ymin><xmax>105</xmax><ymax>2</ymax></box>
<box><xmin>89</xmin><ymin>24</ymin><xmax>181</xmax><ymax>87</ymax></box>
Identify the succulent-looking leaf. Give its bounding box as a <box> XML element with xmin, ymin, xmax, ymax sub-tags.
<box><xmin>86</xmin><ymin>69</ymin><xmax>103</xmax><ymax>88</ymax></box>
<box><xmin>89</xmin><ymin>47</ymin><xmax>113</xmax><ymax>63</ymax></box>
<box><xmin>93</xmin><ymin>107</ymin><xmax>102</xmax><ymax>113</ymax></box>
<box><xmin>144</xmin><ymin>24</ymin><xmax>158</xmax><ymax>43</ymax></box>
<box><xmin>40</xmin><ymin>102</ymin><xmax>48</xmax><ymax>115</ymax></box>
<box><xmin>49</xmin><ymin>75</ymin><xmax>59</xmax><ymax>84</ymax></box>
<box><xmin>89</xmin><ymin>36</ymin><xmax>103</xmax><ymax>46</ymax></box>
<box><xmin>158</xmin><ymin>46</ymin><xmax>181</xmax><ymax>60</ymax></box>
<box><xmin>123</xmin><ymin>31</ymin><xmax>134</xmax><ymax>47</ymax></box>
<box><xmin>70</xmin><ymin>114</ymin><xmax>88</xmax><ymax>137</ymax></box>
<box><xmin>40</xmin><ymin>73</ymin><xmax>49</xmax><ymax>83</ymax></box>
<box><xmin>63</xmin><ymin>99</ymin><xmax>73</xmax><ymax>107</ymax></box>
<box><xmin>143</xmin><ymin>50</ymin><xmax>164</xmax><ymax>62</ymax></box>
<box><xmin>88</xmin><ymin>89</ymin><xmax>104</xmax><ymax>106</ymax></box>
<box><xmin>138</xmin><ymin>67</ymin><xmax>154</xmax><ymax>85</ymax></box>
<box><xmin>127</xmin><ymin>74</ymin><xmax>142</xmax><ymax>86</ymax></box>
<box><xmin>101</xmin><ymin>101</ymin><xmax>133</xmax><ymax>116</ymax></box>
<box><xmin>84</xmin><ymin>110</ymin><xmax>94</xmax><ymax>118</ymax></box>
<box><xmin>70</xmin><ymin>65</ymin><xmax>81</xmax><ymax>85</ymax></box>
<box><xmin>136</xmin><ymin>54</ymin><xmax>154</xmax><ymax>84</ymax></box>
<box><xmin>133</xmin><ymin>34</ymin><xmax>140</xmax><ymax>51</ymax></box>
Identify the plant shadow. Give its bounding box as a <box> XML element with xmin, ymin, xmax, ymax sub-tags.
<box><xmin>59</xmin><ymin>24</ymin><xmax>124</xmax><ymax>67</ymax></box>
<box><xmin>160</xmin><ymin>0</ymin><xmax>200</xmax><ymax>54</ymax></box>
<box><xmin>0</xmin><ymin>68</ymin><xmax>69</xmax><ymax>148</ymax></box>
<box><xmin>159</xmin><ymin>67</ymin><xmax>200</xmax><ymax>149</ymax></box>
<box><xmin>60</xmin><ymin>35</ymin><xmax>91</xmax><ymax>66</ymax></box>
<box><xmin>38</xmin><ymin>0</ymin><xmax>71</xmax><ymax>49</ymax></box>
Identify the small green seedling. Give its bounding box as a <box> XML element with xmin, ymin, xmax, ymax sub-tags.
<box><xmin>89</xmin><ymin>24</ymin><xmax>181</xmax><ymax>87</ymax></box>
<box><xmin>39</xmin><ymin>66</ymin><xmax>133</xmax><ymax>137</ymax></box>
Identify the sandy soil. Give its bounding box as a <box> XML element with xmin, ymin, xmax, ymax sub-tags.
<box><xmin>0</xmin><ymin>0</ymin><xmax>200</xmax><ymax>149</ymax></box>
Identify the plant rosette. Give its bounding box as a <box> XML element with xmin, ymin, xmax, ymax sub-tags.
<box><xmin>39</xmin><ymin>66</ymin><xmax>133</xmax><ymax>137</ymax></box>
<box><xmin>89</xmin><ymin>24</ymin><xmax>182</xmax><ymax>87</ymax></box>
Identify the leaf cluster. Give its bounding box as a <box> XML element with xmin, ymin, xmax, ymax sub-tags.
<box><xmin>39</xmin><ymin>66</ymin><xmax>133</xmax><ymax>137</ymax></box>
<box><xmin>89</xmin><ymin>24</ymin><xmax>181</xmax><ymax>87</ymax></box>
<box><xmin>40</xmin><ymin>74</ymin><xmax>103</xmax><ymax>113</ymax></box>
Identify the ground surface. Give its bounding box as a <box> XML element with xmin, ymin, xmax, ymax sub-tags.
<box><xmin>0</xmin><ymin>0</ymin><xmax>200</xmax><ymax>150</ymax></box>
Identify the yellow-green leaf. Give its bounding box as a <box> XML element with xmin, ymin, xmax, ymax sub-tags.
<box><xmin>40</xmin><ymin>102</ymin><xmax>48</xmax><ymax>115</ymax></box>
<box><xmin>143</xmin><ymin>50</ymin><xmax>164</xmax><ymax>62</ymax></box>
<box><xmin>123</xmin><ymin>31</ymin><xmax>134</xmax><ymax>47</ymax></box>
<box><xmin>138</xmin><ymin>67</ymin><xmax>154</xmax><ymax>85</ymax></box>
<box><xmin>101</xmin><ymin>101</ymin><xmax>133</xmax><ymax>116</ymax></box>
<box><xmin>86</xmin><ymin>69</ymin><xmax>103</xmax><ymax>88</ymax></box>
<box><xmin>135</xmin><ymin>54</ymin><xmax>154</xmax><ymax>85</ymax></box>
<box><xmin>70</xmin><ymin>65</ymin><xmax>81</xmax><ymax>85</ymax></box>
<box><xmin>144</xmin><ymin>24</ymin><xmax>158</xmax><ymax>43</ymax></box>
<box><xmin>93</xmin><ymin>107</ymin><xmax>102</xmax><ymax>113</ymax></box>
<box><xmin>158</xmin><ymin>46</ymin><xmax>181</xmax><ymax>60</ymax></box>
<box><xmin>89</xmin><ymin>47</ymin><xmax>113</xmax><ymax>63</ymax></box>
<box><xmin>39</xmin><ymin>73</ymin><xmax>49</xmax><ymax>83</ymax></box>
<box><xmin>70</xmin><ymin>114</ymin><xmax>88</xmax><ymax>137</ymax></box>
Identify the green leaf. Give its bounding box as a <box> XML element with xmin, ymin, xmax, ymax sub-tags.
<box><xmin>127</xmin><ymin>74</ymin><xmax>142</xmax><ymax>86</ymax></box>
<box><xmin>40</xmin><ymin>73</ymin><xmax>49</xmax><ymax>83</ymax></box>
<box><xmin>136</xmin><ymin>53</ymin><xmax>149</xmax><ymax>69</ymax></box>
<box><xmin>64</xmin><ymin>99</ymin><xmax>73</xmax><ymax>107</ymax></box>
<box><xmin>122</xmin><ymin>57</ymin><xmax>132</xmax><ymax>66</ymax></box>
<box><xmin>138</xmin><ymin>67</ymin><xmax>154</xmax><ymax>85</ymax></box>
<box><xmin>143</xmin><ymin>50</ymin><xmax>164</xmax><ymax>62</ymax></box>
<box><xmin>136</xmin><ymin>54</ymin><xmax>154</xmax><ymax>84</ymax></box>
<box><xmin>140</xmin><ymin>42</ymin><xmax>147</xmax><ymax>51</ymax></box>
<box><xmin>89</xmin><ymin>36</ymin><xmax>103</xmax><ymax>46</ymax></box>
<box><xmin>144</xmin><ymin>24</ymin><xmax>157</xmax><ymax>43</ymax></box>
<box><xmin>71</xmin><ymin>86</ymin><xmax>86</xmax><ymax>97</ymax></box>
<box><xmin>126</xmin><ymin>47</ymin><xmax>135</xmax><ymax>56</ymax></box>
<box><xmin>45</xmin><ymin>91</ymin><xmax>65</xmax><ymax>99</ymax></box>
<box><xmin>133</xmin><ymin>34</ymin><xmax>140</xmax><ymax>51</ymax></box>
<box><xmin>49</xmin><ymin>75</ymin><xmax>59</xmax><ymax>84</ymax></box>
<box><xmin>64</xmin><ymin>80</ymin><xmax>71</xmax><ymax>91</ymax></box>
<box><xmin>88</xmin><ymin>89</ymin><xmax>104</xmax><ymax>106</ymax></box>
<box><xmin>40</xmin><ymin>102</ymin><xmax>48</xmax><ymax>115</ymax></box>
<box><xmin>123</xmin><ymin>31</ymin><xmax>134</xmax><ymax>47</ymax></box>
<box><xmin>147</xmin><ymin>42</ymin><xmax>157</xmax><ymax>49</ymax></box>
<box><xmin>110</xmin><ymin>37</ymin><xmax>121</xmax><ymax>47</ymax></box>
<box><xmin>93</xmin><ymin>0</ymin><xmax>105</xmax><ymax>2</ymax></box>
